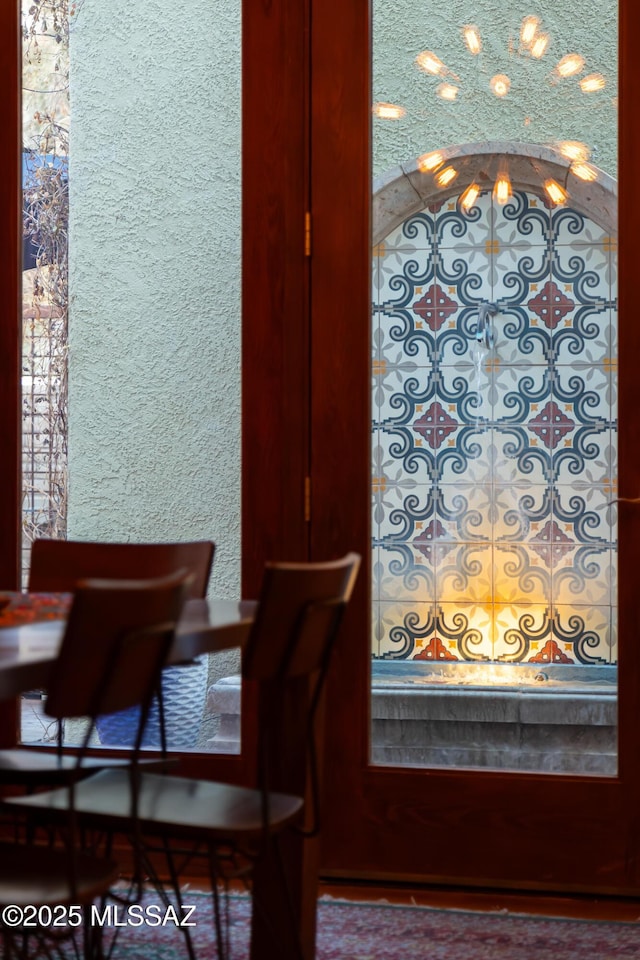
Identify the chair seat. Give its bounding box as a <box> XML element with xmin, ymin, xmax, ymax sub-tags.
<box><xmin>0</xmin><ymin>748</ymin><xmax>178</xmax><ymax>785</ymax></box>
<box><xmin>0</xmin><ymin>842</ymin><xmax>119</xmax><ymax>906</ymax></box>
<box><xmin>8</xmin><ymin>767</ymin><xmax>304</xmax><ymax>838</ymax></box>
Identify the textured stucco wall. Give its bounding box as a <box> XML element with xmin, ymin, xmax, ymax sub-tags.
<box><xmin>373</xmin><ymin>0</ymin><xmax>618</xmax><ymax>178</ymax></box>
<box><xmin>68</xmin><ymin>0</ymin><xmax>241</xmax><ymax>598</ymax></box>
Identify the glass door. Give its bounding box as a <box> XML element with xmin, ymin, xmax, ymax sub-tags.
<box><xmin>312</xmin><ymin>0</ymin><xmax>640</xmax><ymax>890</ymax></box>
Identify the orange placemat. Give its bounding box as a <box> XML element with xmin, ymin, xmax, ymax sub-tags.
<box><xmin>0</xmin><ymin>592</ymin><xmax>72</xmax><ymax>627</ymax></box>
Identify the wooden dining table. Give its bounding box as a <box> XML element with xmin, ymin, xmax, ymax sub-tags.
<box><xmin>0</xmin><ymin>590</ymin><xmax>319</xmax><ymax>960</ymax></box>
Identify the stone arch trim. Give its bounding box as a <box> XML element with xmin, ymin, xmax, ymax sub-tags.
<box><xmin>373</xmin><ymin>140</ymin><xmax>617</xmax><ymax>245</ymax></box>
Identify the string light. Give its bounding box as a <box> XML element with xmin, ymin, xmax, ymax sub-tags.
<box><xmin>543</xmin><ymin>178</ymin><xmax>568</xmax><ymax>205</ymax></box>
<box><xmin>435</xmin><ymin>166</ymin><xmax>458</xmax><ymax>187</ymax></box>
<box><xmin>493</xmin><ymin>172</ymin><xmax>512</xmax><ymax>205</ymax></box>
<box><xmin>417</xmin><ymin>151</ymin><xmax>445</xmax><ymax>172</ymax></box>
<box><xmin>557</xmin><ymin>140</ymin><xmax>590</xmax><ymax>162</ymax></box>
<box><xmin>555</xmin><ymin>53</ymin><xmax>585</xmax><ymax>77</ymax></box>
<box><xmin>571</xmin><ymin>162</ymin><xmax>598</xmax><ymax>182</ymax></box>
<box><xmin>436</xmin><ymin>83</ymin><xmax>459</xmax><ymax>101</ymax></box>
<box><xmin>462</xmin><ymin>25</ymin><xmax>482</xmax><ymax>55</ymax></box>
<box><xmin>490</xmin><ymin>74</ymin><xmax>511</xmax><ymax>97</ymax></box>
<box><xmin>520</xmin><ymin>16</ymin><xmax>539</xmax><ymax>47</ymax></box>
<box><xmin>530</xmin><ymin>34</ymin><xmax>549</xmax><ymax>59</ymax></box>
<box><xmin>460</xmin><ymin>183</ymin><xmax>481</xmax><ymax>211</ymax></box>
<box><xmin>580</xmin><ymin>73</ymin><xmax>606</xmax><ymax>92</ymax></box>
<box><xmin>372</xmin><ymin>102</ymin><xmax>406</xmax><ymax>119</ymax></box>
<box><xmin>416</xmin><ymin>51</ymin><xmax>446</xmax><ymax>76</ymax></box>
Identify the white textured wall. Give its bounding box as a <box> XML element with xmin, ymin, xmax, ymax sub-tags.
<box><xmin>68</xmin><ymin>0</ymin><xmax>241</xmax><ymax>597</ymax></box>
<box><xmin>373</xmin><ymin>0</ymin><xmax>618</xmax><ymax>178</ymax></box>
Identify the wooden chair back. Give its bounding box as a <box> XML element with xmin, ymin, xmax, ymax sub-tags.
<box><xmin>243</xmin><ymin>552</ymin><xmax>360</xmax><ymax>683</ymax></box>
<box><xmin>44</xmin><ymin>571</ymin><xmax>190</xmax><ymax>725</ymax></box>
<box><xmin>28</xmin><ymin>538</ymin><xmax>214</xmax><ymax>599</ymax></box>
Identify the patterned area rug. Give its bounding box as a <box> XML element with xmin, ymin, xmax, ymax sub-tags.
<box><xmin>106</xmin><ymin>892</ymin><xmax>640</xmax><ymax>959</ymax></box>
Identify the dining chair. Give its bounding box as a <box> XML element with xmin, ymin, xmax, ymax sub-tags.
<box><xmin>0</xmin><ymin>569</ymin><xmax>190</xmax><ymax>959</ymax></box>
<box><xmin>0</xmin><ymin>537</ymin><xmax>215</xmax><ymax>787</ymax></box>
<box><xmin>11</xmin><ymin>552</ymin><xmax>361</xmax><ymax>960</ymax></box>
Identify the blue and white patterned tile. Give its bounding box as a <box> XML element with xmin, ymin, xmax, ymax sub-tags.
<box><xmin>551</xmin><ymin>603</ymin><xmax>611</xmax><ymax>664</ymax></box>
<box><xmin>438</xmin><ymin>482</ymin><xmax>492</xmax><ymax>541</ymax></box>
<box><xmin>554</xmin><ymin>304</ymin><xmax>613</xmax><ymax>366</ymax></box>
<box><xmin>437</xmin><ymin>426</ymin><xmax>494</xmax><ymax>485</ymax></box>
<box><xmin>492</xmin><ymin>364</ymin><xmax>549</xmax><ymax>424</ymax></box>
<box><xmin>387</xmin><ymin>211</ymin><xmax>436</xmax><ymax>252</ymax></box>
<box><xmin>552</xmin><ymin>547</ymin><xmax>615</xmax><ymax>607</ymax></box>
<box><xmin>489</xmin><ymin>307</ymin><xmax>549</xmax><ymax>366</ymax></box>
<box><xmin>493</xmin><ymin>603</ymin><xmax>551</xmax><ymax>662</ymax></box>
<box><xmin>377</xmin><ymin>482</ymin><xmax>434</xmax><ymax>542</ymax></box>
<box><xmin>373</xmin><ymin>601</ymin><xmax>436</xmax><ymax>659</ymax></box>
<box><xmin>436</xmin><ymin>244</ymin><xmax>494</xmax><ymax>304</ymax></box>
<box><xmin>553</xmin><ymin>363</ymin><xmax>613</xmax><ymax>423</ymax></box>
<box><xmin>377</xmin><ymin>543</ymin><xmax>435</xmax><ymax>602</ymax></box>
<box><xmin>492</xmin><ymin>192</ymin><xmax>551</xmax><ymax>249</ymax></box>
<box><xmin>378</xmin><ymin>426</ymin><xmax>435</xmax><ymax>487</ymax></box>
<box><xmin>436</xmin><ymin>602</ymin><xmax>493</xmax><ymax>661</ymax></box>
<box><xmin>494</xmin><ymin>544</ymin><xmax>552</xmax><ymax>605</ymax></box>
<box><xmin>491</xmin><ymin>426</ymin><xmax>551</xmax><ymax>486</ymax></box>
<box><xmin>554</xmin><ymin>428</ymin><xmax>616</xmax><ymax>487</ymax></box>
<box><xmin>552</xmin><ymin>242</ymin><xmax>611</xmax><ymax>305</ymax></box>
<box><xmin>609</xmin><ymin>606</ymin><xmax>618</xmax><ymax>664</ymax></box>
<box><xmin>493</xmin><ymin>484</ymin><xmax>550</xmax><ymax>543</ymax></box>
<box><xmin>377</xmin><ymin>315</ymin><xmax>435</xmax><ymax>369</ymax></box>
<box><xmin>436</xmin><ymin>543</ymin><xmax>492</xmax><ymax>604</ymax></box>
<box><xmin>436</xmin><ymin>190</ymin><xmax>493</xmax><ymax>249</ymax></box>
<box><xmin>552</xmin><ymin>484</ymin><xmax>614</xmax><ymax>545</ymax></box>
<box><xmin>551</xmin><ymin>206</ymin><xmax>609</xmax><ymax>247</ymax></box>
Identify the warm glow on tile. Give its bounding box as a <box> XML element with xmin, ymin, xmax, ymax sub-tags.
<box><xmin>530</xmin><ymin>34</ymin><xmax>549</xmax><ymax>59</ymax></box>
<box><xmin>571</xmin><ymin>162</ymin><xmax>598</xmax><ymax>182</ymax></box>
<box><xmin>493</xmin><ymin>173</ymin><xmax>512</xmax><ymax>204</ymax></box>
<box><xmin>435</xmin><ymin>165</ymin><xmax>458</xmax><ymax>187</ymax></box>
<box><xmin>460</xmin><ymin>182</ymin><xmax>481</xmax><ymax>211</ymax></box>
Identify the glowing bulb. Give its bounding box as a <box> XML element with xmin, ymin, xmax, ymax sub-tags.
<box><xmin>571</xmin><ymin>162</ymin><xmax>598</xmax><ymax>182</ymax></box>
<box><xmin>557</xmin><ymin>140</ymin><xmax>590</xmax><ymax>162</ymax></box>
<box><xmin>530</xmin><ymin>34</ymin><xmax>549</xmax><ymax>59</ymax></box>
<box><xmin>543</xmin><ymin>178</ymin><xmax>568</xmax><ymax>205</ymax></box>
<box><xmin>463</xmin><ymin>25</ymin><xmax>482</xmax><ymax>55</ymax></box>
<box><xmin>493</xmin><ymin>173</ymin><xmax>512</xmax><ymax>205</ymax></box>
<box><xmin>580</xmin><ymin>73</ymin><xmax>606</xmax><ymax>92</ymax></box>
<box><xmin>435</xmin><ymin>166</ymin><xmax>458</xmax><ymax>187</ymax></box>
<box><xmin>460</xmin><ymin>183</ymin><xmax>481</xmax><ymax>211</ymax></box>
<box><xmin>555</xmin><ymin>54</ymin><xmax>585</xmax><ymax>78</ymax></box>
<box><xmin>436</xmin><ymin>82</ymin><xmax>459</xmax><ymax>101</ymax></box>
<box><xmin>490</xmin><ymin>74</ymin><xmax>511</xmax><ymax>97</ymax></box>
<box><xmin>416</xmin><ymin>51</ymin><xmax>446</xmax><ymax>76</ymax></box>
<box><xmin>520</xmin><ymin>16</ymin><xmax>539</xmax><ymax>47</ymax></box>
<box><xmin>417</xmin><ymin>150</ymin><xmax>444</xmax><ymax>172</ymax></box>
<box><xmin>372</xmin><ymin>102</ymin><xmax>406</xmax><ymax>120</ymax></box>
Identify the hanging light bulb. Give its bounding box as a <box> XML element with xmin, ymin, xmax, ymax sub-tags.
<box><xmin>435</xmin><ymin>166</ymin><xmax>458</xmax><ymax>187</ymax></box>
<box><xmin>580</xmin><ymin>73</ymin><xmax>606</xmax><ymax>92</ymax></box>
<box><xmin>436</xmin><ymin>82</ymin><xmax>459</xmax><ymax>101</ymax></box>
<box><xmin>530</xmin><ymin>34</ymin><xmax>550</xmax><ymax>59</ymax></box>
<box><xmin>490</xmin><ymin>74</ymin><xmax>511</xmax><ymax>97</ymax></box>
<box><xmin>416</xmin><ymin>51</ymin><xmax>446</xmax><ymax>76</ymax></box>
<box><xmin>555</xmin><ymin>53</ymin><xmax>585</xmax><ymax>78</ymax></box>
<box><xmin>460</xmin><ymin>182</ymin><xmax>481</xmax><ymax>211</ymax></box>
<box><xmin>543</xmin><ymin>179</ymin><xmax>568</xmax><ymax>205</ymax></box>
<box><xmin>372</xmin><ymin>102</ymin><xmax>406</xmax><ymax>119</ymax></box>
<box><xmin>557</xmin><ymin>140</ymin><xmax>590</xmax><ymax>162</ymax></box>
<box><xmin>520</xmin><ymin>16</ymin><xmax>539</xmax><ymax>47</ymax></box>
<box><xmin>571</xmin><ymin>162</ymin><xmax>598</xmax><ymax>182</ymax></box>
<box><xmin>463</xmin><ymin>25</ymin><xmax>482</xmax><ymax>55</ymax></box>
<box><xmin>493</xmin><ymin>172</ymin><xmax>512</xmax><ymax>205</ymax></box>
<box><xmin>417</xmin><ymin>150</ymin><xmax>445</xmax><ymax>172</ymax></box>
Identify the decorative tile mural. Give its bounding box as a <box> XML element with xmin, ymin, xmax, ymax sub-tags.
<box><xmin>372</xmin><ymin>189</ymin><xmax>618</xmax><ymax>665</ymax></box>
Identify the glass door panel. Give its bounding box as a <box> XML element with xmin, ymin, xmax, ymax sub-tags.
<box><xmin>20</xmin><ymin>0</ymin><xmax>242</xmax><ymax>753</ymax></box>
<box><xmin>371</xmin><ymin>2</ymin><xmax>618</xmax><ymax>773</ymax></box>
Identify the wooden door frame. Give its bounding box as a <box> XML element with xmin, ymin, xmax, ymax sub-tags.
<box><xmin>311</xmin><ymin>0</ymin><xmax>640</xmax><ymax>891</ymax></box>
